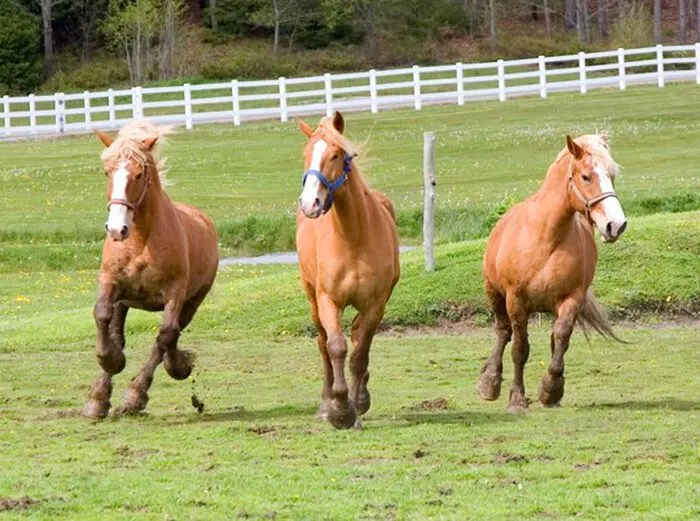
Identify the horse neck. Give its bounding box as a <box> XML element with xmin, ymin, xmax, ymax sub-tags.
<box><xmin>129</xmin><ymin>163</ymin><xmax>169</xmax><ymax>242</ymax></box>
<box><xmin>532</xmin><ymin>155</ymin><xmax>578</xmax><ymax>242</ymax></box>
<box><xmin>328</xmin><ymin>165</ymin><xmax>370</xmax><ymax>243</ymax></box>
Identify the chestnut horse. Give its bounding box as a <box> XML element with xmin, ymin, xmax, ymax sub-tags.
<box><xmin>296</xmin><ymin>112</ymin><xmax>400</xmax><ymax>429</ymax></box>
<box><xmin>479</xmin><ymin>134</ymin><xmax>627</xmax><ymax>413</ymax></box>
<box><xmin>84</xmin><ymin>121</ymin><xmax>218</xmax><ymax>419</ymax></box>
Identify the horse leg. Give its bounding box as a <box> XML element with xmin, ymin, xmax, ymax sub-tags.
<box><xmin>349</xmin><ymin>306</ymin><xmax>384</xmax><ymax>424</ymax></box>
<box><xmin>302</xmin><ymin>284</ymin><xmax>332</xmax><ymax>419</ymax></box>
<box><xmin>119</xmin><ymin>294</ymin><xmax>188</xmax><ymax>414</ymax></box>
<box><xmin>84</xmin><ymin>287</ymin><xmax>126</xmax><ymax>419</ymax></box>
<box><xmin>317</xmin><ymin>294</ymin><xmax>355</xmax><ymax>429</ymax></box>
<box><xmin>478</xmin><ymin>292</ymin><xmax>511</xmax><ymax>401</ymax></box>
<box><xmin>506</xmin><ymin>293</ymin><xmax>530</xmax><ymax>413</ymax></box>
<box><xmin>539</xmin><ymin>298</ymin><xmax>578</xmax><ymax>407</ymax></box>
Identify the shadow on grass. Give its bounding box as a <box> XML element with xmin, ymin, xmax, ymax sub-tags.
<box><xmin>159</xmin><ymin>403</ymin><xmax>320</xmax><ymax>425</ymax></box>
<box><xmin>394</xmin><ymin>410</ymin><xmax>519</xmax><ymax>427</ymax></box>
<box><xmin>584</xmin><ymin>399</ymin><xmax>700</xmax><ymax>411</ymax></box>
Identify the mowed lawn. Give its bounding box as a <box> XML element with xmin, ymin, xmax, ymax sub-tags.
<box><xmin>1</xmin><ymin>85</ymin><xmax>699</xmax><ymax>519</ymax></box>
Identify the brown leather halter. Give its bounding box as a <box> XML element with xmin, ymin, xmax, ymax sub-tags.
<box><xmin>107</xmin><ymin>168</ymin><xmax>151</xmax><ymax>213</ymax></box>
<box><xmin>567</xmin><ymin>159</ymin><xmax>618</xmax><ymax>223</ymax></box>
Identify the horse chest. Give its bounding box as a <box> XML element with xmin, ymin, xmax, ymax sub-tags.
<box><xmin>111</xmin><ymin>259</ymin><xmax>171</xmax><ymax>309</ymax></box>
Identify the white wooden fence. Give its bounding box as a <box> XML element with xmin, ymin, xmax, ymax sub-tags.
<box><xmin>2</xmin><ymin>43</ymin><xmax>700</xmax><ymax>139</ymax></box>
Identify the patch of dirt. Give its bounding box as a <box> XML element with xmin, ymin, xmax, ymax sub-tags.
<box><xmin>248</xmin><ymin>425</ymin><xmax>277</xmax><ymax>436</ymax></box>
<box><xmin>36</xmin><ymin>408</ymin><xmax>83</xmax><ymax>421</ymax></box>
<box><xmin>413</xmin><ymin>449</ymin><xmax>427</xmax><ymax>459</ymax></box>
<box><xmin>494</xmin><ymin>453</ymin><xmax>529</xmax><ymax>465</ymax></box>
<box><xmin>574</xmin><ymin>461</ymin><xmax>602</xmax><ymax>472</ymax></box>
<box><xmin>408</xmin><ymin>398</ymin><xmax>448</xmax><ymax>410</ymax></box>
<box><xmin>438</xmin><ymin>486</ymin><xmax>453</xmax><ymax>496</ymax></box>
<box><xmin>0</xmin><ymin>497</ymin><xmax>39</xmax><ymax>512</ymax></box>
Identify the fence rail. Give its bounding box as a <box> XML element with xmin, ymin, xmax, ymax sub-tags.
<box><xmin>2</xmin><ymin>43</ymin><xmax>700</xmax><ymax>139</ymax></box>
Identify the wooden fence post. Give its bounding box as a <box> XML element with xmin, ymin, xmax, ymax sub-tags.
<box><xmin>184</xmin><ymin>83</ymin><xmax>193</xmax><ymax>130</ymax></box>
<box><xmin>279</xmin><ymin>76</ymin><xmax>288</xmax><ymax>122</ymax></box>
<box><xmin>423</xmin><ymin>131</ymin><xmax>437</xmax><ymax>272</ymax></box>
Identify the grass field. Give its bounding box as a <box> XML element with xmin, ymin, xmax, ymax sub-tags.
<box><xmin>1</xmin><ymin>85</ymin><xmax>699</xmax><ymax>519</ymax></box>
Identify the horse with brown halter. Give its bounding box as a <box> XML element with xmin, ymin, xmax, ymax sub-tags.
<box><xmin>84</xmin><ymin>121</ymin><xmax>218</xmax><ymax>419</ymax></box>
<box><xmin>296</xmin><ymin>112</ymin><xmax>400</xmax><ymax>429</ymax></box>
<box><xmin>479</xmin><ymin>133</ymin><xmax>627</xmax><ymax>413</ymax></box>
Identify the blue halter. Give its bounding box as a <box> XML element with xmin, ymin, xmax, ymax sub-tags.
<box><xmin>302</xmin><ymin>153</ymin><xmax>353</xmax><ymax>214</ymax></box>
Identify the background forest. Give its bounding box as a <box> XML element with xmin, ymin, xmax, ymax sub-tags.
<box><xmin>0</xmin><ymin>0</ymin><xmax>696</xmax><ymax>95</ymax></box>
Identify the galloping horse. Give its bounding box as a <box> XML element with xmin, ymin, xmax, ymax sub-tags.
<box><xmin>84</xmin><ymin>121</ymin><xmax>218</xmax><ymax>419</ymax></box>
<box><xmin>296</xmin><ymin>112</ymin><xmax>400</xmax><ymax>429</ymax></box>
<box><xmin>479</xmin><ymin>134</ymin><xmax>627</xmax><ymax>413</ymax></box>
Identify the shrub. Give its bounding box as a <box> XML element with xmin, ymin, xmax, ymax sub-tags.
<box><xmin>0</xmin><ymin>0</ymin><xmax>42</xmax><ymax>95</ymax></box>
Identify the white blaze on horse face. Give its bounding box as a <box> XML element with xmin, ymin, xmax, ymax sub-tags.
<box><xmin>105</xmin><ymin>161</ymin><xmax>134</xmax><ymax>240</ymax></box>
<box><xmin>299</xmin><ymin>139</ymin><xmax>328</xmax><ymax>218</ymax></box>
<box><xmin>591</xmin><ymin>163</ymin><xmax>627</xmax><ymax>242</ymax></box>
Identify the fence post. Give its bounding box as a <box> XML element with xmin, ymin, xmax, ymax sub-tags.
<box><xmin>617</xmin><ymin>48</ymin><xmax>626</xmax><ymax>90</ymax></box>
<box><xmin>324</xmin><ymin>73</ymin><xmax>333</xmax><ymax>117</ymax></box>
<box><xmin>231</xmin><ymin>80</ymin><xmax>240</xmax><ymax>126</ymax></box>
<box><xmin>656</xmin><ymin>44</ymin><xmax>665</xmax><ymax>88</ymax></box>
<box><xmin>83</xmin><ymin>91</ymin><xmax>91</xmax><ymax>129</ymax></box>
<box><xmin>696</xmin><ymin>43</ymin><xmax>700</xmax><ymax>84</ymax></box>
<box><xmin>423</xmin><ymin>131</ymin><xmax>437</xmax><ymax>272</ymax></box>
<box><xmin>3</xmin><ymin>95</ymin><xmax>9</xmax><ymax>135</ymax></box>
<box><xmin>497</xmin><ymin>60</ymin><xmax>506</xmax><ymax>101</ymax></box>
<box><xmin>54</xmin><ymin>92</ymin><xmax>65</xmax><ymax>134</ymax></box>
<box><xmin>369</xmin><ymin>69</ymin><xmax>378</xmax><ymax>113</ymax></box>
<box><xmin>578</xmin><ymin>52</ymin><xmax>587</xmax><ymax>94</ymax></box>
<box><xmin>132</xmin><ymin>86</ymin><xmax>143</xmax><ymax>119</ymax></box>
<box><xmin>456</xmin><ymin>62</ymin><xmax>465</xmax><ymax>105</ymax></box>
<box><xmin>278</xmin><ymin>77</ymin><xmax>288</xmax><ymax>122</ymax></box>
<box><xmin>538</xmin><ymin>55</ymin><xmax>547</xmax><ymax>98</ymax></box>
<box><xmin>413</xmin><ymin>65</ymin><xmax>422</xmax><ymax>110</ymax></box>
<box><xmin>107</xmin><ymin>89</ymin><xmax>115</xmax><ymax>126</ymax></box>
<box><xmin>29</xmin><ymin>94</ymin><xmax>37</xmax><ymax>134</ymax></box>
<box><xmin>183</xmin><ymin>83</ymin><xmax>193</xmax><ymax>130</ymax></box>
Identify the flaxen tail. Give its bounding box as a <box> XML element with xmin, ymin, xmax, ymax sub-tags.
<box><xmin>577</xmin><ymin>289</ymin><xmax>629</xmax><ymax>343</ymax></box>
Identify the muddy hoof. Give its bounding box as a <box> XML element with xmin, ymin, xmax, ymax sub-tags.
<box><xmin>538</xmin><ymin>373</ymin><xmax>565</xmax><ymax>407</ymax></box>
<box><xmin>316</xmin><ymin>400</ymin><xmax>331</xmax><ymax>421</ymax></box>
<box><xmin>98</xmin><ymin>350</ymin><xmax>126</xmax><ymax>375</ymax></box>
<box><xmin>83</xmin><ymin>399</ymin><xmax>110</xmax><ymax>420</ymax></box>
<box><xmin>163</xmin><ymin>350</ymin><xmax>194</xmax><ymax>380</ymax></box>
<box><xmin>327</xmin><ymin>400</ymin><xmax>357</xmax><ymax>430</ymax></box>
<box><xmin>477</xmin><ymin>367</ymin><xmax>503</xmax><ymax>401</ymax></box>
<box><xmin>506</xmin><ymin>404</ymin><xmax>528</xmax><ymax>414</ymax></box>
<box><xmin>118</xmin><ymin>387</ymin><xmax>149</xmax><ymax>415</ymax></box>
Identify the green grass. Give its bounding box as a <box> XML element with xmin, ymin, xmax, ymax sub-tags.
<box><xmin>2</xmin><ymin>83</ymin><xmax>700</xmax><ymax>263</ymax></box>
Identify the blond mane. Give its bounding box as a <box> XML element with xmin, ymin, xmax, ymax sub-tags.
<box><xmin>556</xmin><ymin>133</ymin><xmax>620</xmax><ymax>179</ymax></box>
<box><xmin>100</xmin><ymin>120</ymin><xmax>171</xmax><ymax>185</ymax></box>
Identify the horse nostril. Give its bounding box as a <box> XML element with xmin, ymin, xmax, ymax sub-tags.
<box><xmin>605</xmin><ymin>222</ymin><xmax>613</xmax><ymax>237</ymax></box>
<box><xmin>104</xmin><ymin>223</ymin><xmax>109</xmax><ymax>232</ymax></box>
<box><xmin>120</xmin><ymin>225</ymin><xmax>129</xmax><ymax>237</ymax></box>
<box><xmin>618</xmin><ymin>221</ymin><xmax>627</xmax><ymax>236</ymax></box>
<box><xmin>314</xmin><ymin>197</ymin><xmax>321</xmax><ymax>208</ymax></box>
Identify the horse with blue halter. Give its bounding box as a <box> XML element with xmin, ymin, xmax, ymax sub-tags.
<box><xmin>296</xmin><ymin>112</ymin><xmax>400</xmax><ymax>429</ymax></box>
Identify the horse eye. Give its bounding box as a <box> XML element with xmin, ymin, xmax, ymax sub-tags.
<box><xmin>331</xmin><ymin>154</ymin><xmax>339</xmax><ymax>160</ymax></box>
<box><xmin>581</xmin><ymin>174</ymin><xmax>591</xmax><ymax>183</ymax></box>
<box><xmin>136</xmin><ymin>173</ymin><xmax>143</xmax><ymax>180</ymax></box>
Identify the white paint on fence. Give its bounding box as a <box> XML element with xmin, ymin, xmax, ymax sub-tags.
<box><xmin>2</xmin><ymin>43</ymin><xmax>700</xmax><ymax>139</ymax></box>
<box><xmin>423</xmin><ymin>131</ymin><xmax>436</xmax><ymax>273</ymax></box>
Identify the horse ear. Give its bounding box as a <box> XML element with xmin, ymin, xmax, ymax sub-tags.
<box><xmin>297</xmin><ymin>118</ymin><xmax>314</xmax><ymax>138</ymax></box>
<box><xmin>566</xmin><ymin>135</ymin><xmax>584</xmax><ymax>160</ymax></box>
<box><xmin>94</xmin><ymin>129</ymin><xmax>113</xmax><ymax>148</ymax></box>
<box><xmin>599</xmin><ymin>130</ymin><xmax>609</xmax><ymax>147</ymax></box>
<box><xmin>332</xmin><ymin>111</ymin><xmax>345</xmax><ymax>134</ymax></box>
<box><xmin>142</xmin><ymin>136</ymin><xmax>158</xmax><ymax>151</ymax></box>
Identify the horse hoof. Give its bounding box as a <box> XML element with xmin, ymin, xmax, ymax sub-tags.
<box><xmin>83</xmin><ymin>399</ymin><xmax>110</xmax><ymax>420</ymax></box>
<box><xmin>327</xmin><ymin>401</ymin><xmax>357</xmax><ymax>430</ymax></box>
<box><xmin>98</xmin><ymin>351</ymin><xmax>126</xmax><ymax>375</ymax></box>
<box><xmin>538</xmin><ymin>374</ymin><xmax>565</xmax><ymax>407</ymax></box>
<box><xmin>164</xmin><ymin>350</ymin><xmax>194</xmax><ymax>380</ymax></box>
<box><xmin>356</xmin><ymin>393</ymin><xmax>371</xmax><ymax>416</ymax></box>
<box><xmin>506</xmin><ymin>404</ymin><xmax>528</xmax><ymax>415</ymax></box>
<box><xmin>119</xmin><ymin>388</ymin><xmax>149</xmax><ymax>415</ymax></box>
<box><xmin>477</xmin><ymin>370</ymin><xmax>503</xmax><ymax>401</ymax></box>
<box><xmin>353</xmin><ymin>419</ymin><xmax>365</xmax><ymax>431</ymax></box>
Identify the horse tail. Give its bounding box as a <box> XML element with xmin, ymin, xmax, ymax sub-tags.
<box><xmin>577</xmin><ymin>290</ymin><xmax>629</xmax><ymax>343</ymax></box>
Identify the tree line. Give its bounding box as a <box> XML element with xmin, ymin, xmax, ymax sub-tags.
<box><xmin>1</xmin><ymin>0</ymin><xmax>697</xmax><ymax>95</ymax></box>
